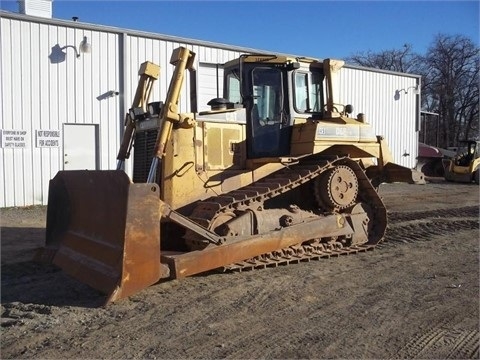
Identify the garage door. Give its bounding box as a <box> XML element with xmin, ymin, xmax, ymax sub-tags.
<box><xmin>197</xmin><ymin>63</ymin><xmax>224</xmax><ymax>112</ymax></box>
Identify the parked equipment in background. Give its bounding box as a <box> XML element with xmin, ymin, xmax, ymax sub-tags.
<box><xmin>443</xmin><ymin>140</ymin><xmax>480</xmax><ymax>184</ymax></box>
<box><xmin>417</xmin><ymin>142</ymin><xmax>446</xmax><ymax>177</ymax></box>
<box><xmin>38</xmin><ymin>47</ymin><xmax>425</xmax><ymax>304</ymax></box>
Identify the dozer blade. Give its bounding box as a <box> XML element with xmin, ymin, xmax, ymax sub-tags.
<box><xmin>44</xmin><ymin>170</ymin><xmax>167</xmax><ymax>303</ymax></box>
<box><xmin>383</xmin><ymin>162</ymin><xmax>426</xmax><ymax>184</ymax></box>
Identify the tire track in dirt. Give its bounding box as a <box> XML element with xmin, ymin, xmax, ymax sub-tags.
<box><xmin>172</xmin><ymin>271</ymin><xmax>310</xmax><ymax>359</ymax></box>
<box><xmin>387</xmin><ymin>206</ymin><xmax>478</xmax><ymax>223</ymax></box>
<box><xmin>446</xmin><ymin>329</ymin><xmax>480</xmax><ymax>359</ymax></box>
<box><xmin>380</xmin><ymin>219</ymin><xmax>479</xmax><ymax>247</ymax></box>
<box><xmin>60</xmin><ymin>270</ymin><xmax>301</xmax><ymax>359</ymax></box>
<box><xmin>397</xmin><ymin>327</ymin><xmax>479</xmax><ymax>359</ymax></box>
<box><xmin>380</xmin><ymin>206</ymin><xmax>479</xmax><ymax>248</ymax></box>
<box><xmin>117</xmin><ymin>267</ymin><xmax>334</xmax><ymax>359</ymax></box>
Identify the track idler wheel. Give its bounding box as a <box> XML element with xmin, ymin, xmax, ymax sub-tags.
<box><xmin>315</xmin><ymin>165</ymin><xmax>359</xmax><ymax>212</ymax></box>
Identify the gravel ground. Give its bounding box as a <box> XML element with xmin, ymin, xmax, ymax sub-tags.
<box><xmin>1</xmin><ymin>179</ymin><xmax>479</xmax><ymax>359</ymax></box>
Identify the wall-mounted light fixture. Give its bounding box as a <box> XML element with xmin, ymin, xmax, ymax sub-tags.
<box><xmin>79</xmin><ymin>36</ymin><xmax>91</xmax><ymax>54</ymax></box>
<box><xmin>402</xmin><ymin>85</ymin><xmax>419</xmax><ymax>95</ymax></box>
<box><xmin>59</xmin><ymin>36</ymin><xmax>91</xmax><ymax>59</ymax></box>
<box><xmin>394</xmin><ymin>84</ymin><xmax>420</xmax><ymax>100</ymax></box>
<box><xmin>60</xmin><ymin>44</ymin><xmax>80</xmax><ymax>58</ymax></box>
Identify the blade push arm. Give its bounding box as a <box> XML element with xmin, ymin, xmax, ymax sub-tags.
<box><xmin>147</xmin><ymin>47</ymin><xmax>196</xmax><ymax>183</ymax></box>
<box><xmin>117</xmin><ymin>62</ymin><xmax>160</xmax><ymax>169</ymax></box>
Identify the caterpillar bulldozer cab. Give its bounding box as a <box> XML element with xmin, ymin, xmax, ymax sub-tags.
<box><xmin>39</xmin><ymin>47</ymin><xmax>424</xmax><ymax>304</ymax></box>
<box><xmin>443</xmin><ymin>140</ymin><xmax>480</xmax><ymax>184</ymax></box>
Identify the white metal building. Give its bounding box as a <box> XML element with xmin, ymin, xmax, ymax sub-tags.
<box><xmin>0</xmin><ymin>10</ymin><xmax>421</xmax><ymax>207</ymax></box>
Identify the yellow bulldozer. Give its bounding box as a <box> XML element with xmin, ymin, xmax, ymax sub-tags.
<box><xmin>39</xmin><ymin>47</ymin><xmax>424</xmax><ymax>304</ymax></box>
<box><xmin>443</xmin><ymin>140</ymin><xmax>480</xmax><ymax>184</ymax></box>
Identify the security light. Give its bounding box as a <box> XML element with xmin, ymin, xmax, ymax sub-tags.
<box><xmin>79</xmin><ymin>36</ymin><xmax>91</xmax><ymax>54</ymax></box>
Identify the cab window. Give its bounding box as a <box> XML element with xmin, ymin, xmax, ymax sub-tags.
<box><xmin>294</xmin><ymin>71</ymin><xmax>324</xmax><ymax>113</ymax></box>
<box><xmin>251</xmin><ymin>67</ymin><xmax>283</xmax><ymax>125</ymax></box>
<box><xmin>225</xmin><ymin>71</ymin><xmax>241</xmax><ymax>104</ymax></box>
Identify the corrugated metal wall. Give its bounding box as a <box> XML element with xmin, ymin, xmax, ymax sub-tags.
<box><xmin>123</xmin><ymin>38</ymin><xmax>242</xmax><ymax>113</ymax></box>
<box><xmin>338</xmin><ymin>67</ymin><xmax>420</xmax><ymax>168</ymax></box>
<box><xmin>1</xmin><ymin>16</ymin><xmax>121</xmax><ymax>207</ymax></box>
<box><xmin>0</xmin><ymin>12</ymin><xmax>420</xmax><ymax>207</ymax></box>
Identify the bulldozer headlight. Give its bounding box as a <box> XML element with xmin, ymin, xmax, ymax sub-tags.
<box><xmin>148</xmin><ymin>101</ymin><xmax>163</xmax><ymax>117</ymax></box>
<box><xmin>129</xmin><ymin>107</ymin><xmax>146</xmax><ymax>121</ymax></box>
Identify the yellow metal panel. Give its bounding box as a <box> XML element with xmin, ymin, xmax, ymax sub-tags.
<box><xmin>138</xmin><ymin>61</ymin><xmax>160</xmax><ymax>79</ymax></box>
<box><xmin>223</xmin><ymin>128</ymin><xmax>240</xmax><ymax>166</ymax></box>
<box><xmin>290</xmin><ymin>119</ymin><xmax>379</xmax><ymax>157</ymax></box>
<box><xmin>163</xmin><ymin>123</ymin><xmax>248</xmax><ymax>210</ymax></box>
<box><xmin>219</xmin><ymin>171</ymin><xmax>253</xmax><ymax>193</ymax></box>
<box><xmin>207</xmin><ymin>128</ymin><xmax>223</xmax><ymax>166</ymax></box>
<box><xmin>203</xmin><ymin>122</ymin><xmax>246</xmax><ymax>170</ymax></box>
<box><xmin>162</xmin><ymin>127</ymin><xmax>217</xmax><ymax>210</ymax></box>
<box><xmin>194</xmin><ymin>123</ymin><xmax>205</xmax><ymax>171</ymax></box>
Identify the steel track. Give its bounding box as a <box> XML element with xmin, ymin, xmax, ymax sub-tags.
<box><xmin>185</xmin><ymin>156</ymin><xmax>387</xmax><ymax>271</ymax></box>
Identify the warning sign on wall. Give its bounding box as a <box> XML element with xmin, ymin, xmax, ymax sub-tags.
<box><xmin>36</xmin><ymin>130</ymin><xmax>61</xmax><ymax>148</ymax></box>
<box><xmin>0</xmin><ymin>129</ymin><xmax>29</xmax><ymax>148</ymax></box>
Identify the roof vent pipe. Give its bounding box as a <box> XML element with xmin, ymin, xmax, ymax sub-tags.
<box><xmin>18</xmin><ymin>0</ymin><xmax>53</xmax><ymax>18</ymax></box>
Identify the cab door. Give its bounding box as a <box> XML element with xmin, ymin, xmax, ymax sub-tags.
<box><xmin>247</xmin><ymin>67</ymin><xmax>290</xmax><ymax>158</ymax></box>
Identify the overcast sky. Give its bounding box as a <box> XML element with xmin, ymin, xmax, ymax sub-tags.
<box><xmin>1</xmin><ymin>1</ymin><xmax>478</xmax><ymax>59</ymax></box>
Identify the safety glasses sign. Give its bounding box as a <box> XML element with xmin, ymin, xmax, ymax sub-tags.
<box><xmin>0</xmin><ymin>129</ymin><xmax>29</xmax><ymax>149</ymax></box>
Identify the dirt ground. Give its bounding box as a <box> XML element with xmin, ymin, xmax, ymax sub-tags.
<box><xmin>1</xmin><ymin>179</ymin><xmax>479</xmax><ymax>359</ymax></box>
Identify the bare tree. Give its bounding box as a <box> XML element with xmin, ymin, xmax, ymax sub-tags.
<box><xmin>346</xmin><ymin>44</ymin><xmax>422</xmax><ymax>73</ymax></box>
<box><xmin>347</xmin><ymin>36</ymin><xmax>479</xmax><ymax>149</ymax></box>
<box><xmin>422</xmin><ymin>34</ymin><xmax>479</xmax><ymax>147</ymax></box>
